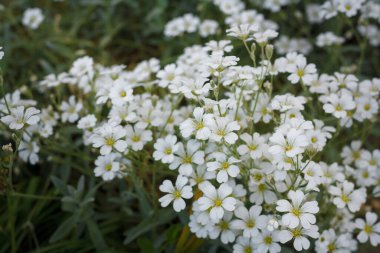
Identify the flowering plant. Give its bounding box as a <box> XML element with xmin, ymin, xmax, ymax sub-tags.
<box><xmin>1</xmin><ymin>0</ymin><xmax>380</xmax><ymax>252</ymax></box>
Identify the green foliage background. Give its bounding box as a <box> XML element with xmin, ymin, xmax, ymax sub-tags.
<box><xmin>0</xmin><ymin>0</ymin><xmax>379</xmax><ymax>253</ymax></box>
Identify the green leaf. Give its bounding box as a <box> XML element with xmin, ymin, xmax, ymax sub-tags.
<box><xmin>86</xmin><ymin>218</ymin><xmax>107</xmax><ymax>250</ymax></box>
<box><xmin>51</xmin><ymin>176</ymin><xmax>69</xmax><ymax>196</ymax></box>
<box><xmin>49</xmin><ymin>214</ymin><xmax>79</xmax><ymax>243</ymax></box>
<box><xmin>123</xmin><ymin>209</ymin><xmax>175</xmax><ymax>245</ymax></box>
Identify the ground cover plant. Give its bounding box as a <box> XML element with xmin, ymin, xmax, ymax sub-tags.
<box><xmin>1</xmin><ymin>0</ymin><xmax>380</xmax><ymax>252</ymax></box>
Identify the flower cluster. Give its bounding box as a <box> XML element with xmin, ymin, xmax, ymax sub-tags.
<box><xmin>1</xmin><ymin>0</ymin><xmax>380</xmax><ymax>252</ymax></box>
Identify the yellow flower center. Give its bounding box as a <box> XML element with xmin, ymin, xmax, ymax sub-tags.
<box><xmin>328</xmin><ymin>243</ymin><xmax>336</xmax><ymax>252</ymax></box>
<box><xmin>219</xmin><ymin>220</ymin><xmax>229</xmax><ymax>230</ymax></box>
<box><xmin>214</xmin><ymin>198</ymin><xmax>223</xmax><ymax>207</ymax></box>
<box><xmin>341</xmin><ymin>194</ymin><xmax>351</xmax><ymax>203</ymax></box>
<box><xmin>353</xmin><ymin>151</ymin><xmax>360</xmax><ymax>160</ymax></box>
<box><xmin>217</xmin><ymin>129</ymin><xmax>226</xmax><ymax>137</ymax></box>
<box><xmin>244</xmin><ymin>247</ymin><xmax>252</xmax><ymax>253</ymax></box>
<box><xmin>297</xmin><ymin>69</ymin><xmax>305</xmax><ymax>77</ymax></box>
<box><xmin>291</xmin><ymin>208</ymin><xmax>301</xmax><ymax>217</ymax></box>
<box><xmin>120</xmin><ymin>90</ymin><xmax>127</xmax><ymax>97</ymax></box>
<box><xmin>335</xmin><ymin>105</ymin><xmax>342</xmax><ymax>111</ymax></box>
<box><xmin>105</xmin><ymin>164</ymin><xmax>112</xmax><ymax>171</ymax></box>
<box><xmin>249</xmin><ymin>144</ymin><xmax>258</xmax><ymax>151</ymax></box>
<box><xmin>292</xmin><ymin>228</ymin><xmax>302</xmax><ymax>237</ymax></box>
<box><xmin>173</xmin><ymin>190</ymin><xmax>182</xmax><ymax>199</ymax></box>
<box><xmin>311</xmin><ymin>137</ymin><xmax>317</xmax><ymax>143</ymax></box>
<box><xmin>106</xmin><ymin>138</ymin><xmax>115</xmax><ymax>146</ymax></box>
<box><xmin>258</xmin><ymin>183</ymin><xmax>266</xmax><ymax>192</ymax></box>
<box><xmin>246</xmin><ymin>219</ymin><xmax>255</xmax><ymax>228</ymax></box>
<box><xmin>183</xmin><ymin>156</ymin><xmax>192</xmax><ymax>164</ymax></box>
<box><xmin>264</xmin><ymin>236</ymin><xmax>272</xmax><ymax>245</ymax></box>
<box><xmin>196</xmin><ymin>122</ymin><xmax>204</xmax><ymax>130</ymax></box>
<box><xmin>253</xmin><ymin>173</ymin><xmax>263</xmax><ymax>182</ymax></box>
<box><xmin>364</xmin><ymin>224</ymin><xmax>373</xmax><ymax>234</ymax></box>
<box><xmin>285</xmin><ymin>144</ymin><xmax>293</xmax><ymax>151</ymax></box>
<box><xmin>221</xmin><ymin>162</ymin><xmax>230</xmax><ymax>169</ymax></box>
<box><xmin>165</xmin><ymin>148</ymin><xmax>172</xmax><ymax>155</ymax></box>
<box><xmin>132</xmin><ymin>135</ymin><xmax>140</xmax><ymax>142</ymax></box>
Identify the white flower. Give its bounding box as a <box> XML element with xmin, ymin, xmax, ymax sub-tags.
<box><xmin>269</xmin><ymin>129</ymin><xmax>308</xmax><ymax>157</ymax></box>
<box><xmin>233</xmin><ymin>237</ymin><xmax>255</xmax><ymax>253</ymax></box>
<box><xmin>94</xmin><ymin>153</ymin><xmax>121</xmax><ymax>181</ymax></box>
<box><xmin>60</xmin><ymin>96</ymin><xmax>83</xmax><ymax>123</ymax></box>
<box><xmin>287</xmin><ymin>57</ymin><xmax>317</xmax><ymax>85</ymax></box>
<box><xmin>153</xmin><ymin>135</ymin><xmax>179</xmax><ymax>163</ymax></box>
<box><xmin>91</xmin><ymin>123</ymin><xmax>128</xmax><ymax>155</ymax></box>
<box><xmin>209</xmin><ymin>116</ymin><xmax>240</xmax><ymax>144</ymax></box>
<box><xmin>207</xmin><ymin>152</ymin><xmax>240</xmax><ymax>183</ymax></box>
<box><xmin>22</xmin><ymin>8</ymin><xmax>44</xmax><ymax>29</ymax></box>
<box><xmin>322</xmin><ymin>94</ymin><xmax>356</xmax><ymax>119</ymax></box>
<box><xmin>77</xmin><ymin>114</ymin><xmax>97</xmax><ymax>130</ymax></box>
<box><xmin>341</xmin><ymin>140</ymin><xmax>362</xmax><ymax>165</ymax></box>
<box><xmin>202</xmin><ymin>52</ymin><xmax>239</xmax><ymax>77</ymax></box>
<box><xmin>329</xmin><ymin>180</ymin><xmax>366</xmax><ymax>212</ymax></box>
<box><xmin>169</xmin><ymin>140</ymin><xmax>204</xmax><ymax>175</ymax></box>
<box><xmin>237</xmin><ymin>132</ymin><xmax>268</xmax><ymax>159</ymax></box>
<box><xmin>253</xmin><ymin>29</ymin><xmax>279</xmax><ymax>44</ymax></box>
<box><xmin>0</xmin><ymin>47</ymin><xmax>4</xmax><ymax>60</ymax></box>
<box><xmin>197</xmin><ymin>181</ymin><xmax>236</xmax><ymax>221</ymax></box>
<box><xmin>1</xmin><ymin>106</ymin><xmax>40</xmax><ymax>130</ymax></box>
<box><xmin>279</xmin><ymin>225</ymin><xmax>319</xmax><ymax>251</ymax></box>
<box><xmin>180</xmin><ymin>77</ymin><xmax>210</xmax><ymax>99</ymax></box>
<box><xmin>355</xmin><ymin>212</ymin><xmax>380</xmax><ymax>246</ymax></box>
<box><xmin>180</xmin><ymin>107</ymin><xmax>213</xmax><ymax>140</ymax></box>
<box><xmin>252</xmin><ymin>229</ymin><xmax>281</xmax><ymax>253</ymax></box>
<box><xmin>159</xmin><ymin>176</ymin><xmax>193</xmax><ymax>212</ymax></box>
<box><xmin>109</xmin><ymin>79</ymin><xmax>134</xmax><ymax>106</ymax></box>
<box><xmin>208</xmin><ymin>212</ymin><xmax>237</xmax><ymax>244</ymax></box>
<box><xmin>125</xmin><ymin>125</ymin><xmax>152</xmax><ymax>151</ymax></box>
<box><xmin>156</xmin><ymin>64</ymin><xmax>183</xmax><ymax>88</ymax></box>
<box><xmin>276</xmin><ymin>190</ymin><xmax>319</xmax><ymax>229</ymax></box>
<box><xmin>18</xmin><ymin>139</ymin><xmax>39</xmax><ymax>165</ymax></box>
<box><xmin>230</xmin><ymin>205</ymin><xmax>267</xmax><ymax>238</ymax></box>
<box><xmin>199</xmin><ymin>19</ymin><xmax>219</xmax><ymax>38</ymax></box>
<box><xmin>249</xmin><ymin>182</ymin><xmax>277</xmax><ymax>205</ymax></box>
<box><xmin>227</xmin><ymin>24</ymin><xmax>258</xmax><ymax>41</ymax></box>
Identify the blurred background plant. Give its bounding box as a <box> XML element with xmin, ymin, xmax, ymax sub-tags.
<box><xmin>0</xmin><ymin>0</ymin><xmax>380</xmax><ymax>252</ymax></box>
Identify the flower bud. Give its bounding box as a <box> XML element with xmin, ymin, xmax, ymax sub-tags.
<box><xmin>265</xmin><ymin>44</ymin><xmax>274</xmax><ymax>60</ymax></box>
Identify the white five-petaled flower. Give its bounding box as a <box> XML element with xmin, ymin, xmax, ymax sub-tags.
<box><xmin>287</xmin><ymin>57</ymin><xmax>316</xmax><ymax>85</ymax></box>
<box><xmin>209</xmin><ymin>116</ymin><xmax>240</xmax><ymax>144</ymax></box>
<box><xmin>1</xmin><ymin>106</ymin><xmax>40</xmax><ymax>130</ymax></box>
<box><xmin>22</xmin><ymin>8</ymin><xmax>44</xmax><ymax>29</ymax></box>
<box><xmin>159</xmin><ymin>176</ymin><xmax>193</xmax><ymax>212</ymax></box>
<box><xmin>329</xmin><ymin>180</ymin><xmax>366</xmax><ymax>212</ymax></box>
<box><xmin>269</xmin><ymin>128</ymin><xmax>308</xmax><ymax>157</ymax></box>
<box><xmin>180</xmin><ymin>107</ymin><xmax>213</xmax><ymax>140</ymax></box>
<box><xmin>153</xmin><ymin>135</ymin><xmax>179</xmax><ymax>163</ymax></box>
<box><xmin>279</xmin><ymin>225</ymin><xmax>320</xmax><ymax>251</ymax></box>
<box><xmin>197</xmin><ymin>181</ymin><xmax>236</xmax><ymax>221</ymax></box>
<box><xmin>109</xmin><ymin>78</ymin><xmax>134</xmax><ymax>106</ymax></box>
<box><xmin>94</xmin><ymin>153</ymin><xmax>122</xmax><ymax>181</ymax></box>
<box><xmin>91</xmin><ymin>123</ymin><xmax>128</xmax><ymax>155</ymax></box>
<box><xmin>60</xmin><ymin>95</ymin><xmax>83</xmax><ymax>123</ymax></box>
<box><xmin>355</xmin><ymin>212</ymin><xmax>380</xmax><ymax>246</ymax></box>
<box><xmin>169</xmin><ymin>140</ymin><xmax>204</xmax><ymax>176</ymax></box>
<box><xmin>237</xmin><ymin>132</ymin><xmax>268</xmax><ymax>159</ymax></box>
<box><xmin>276</xmin><ymin>190</ymin><xmax>319</xmax><ymax>229</ymax></box>
<box><xmin>125</xmin><ymin>125</ymin><xmax>152</xmax><ymax>151</ymax></box>
<box><xmin>230</xmin><ymin>205</ymin><xmax>267</xmax><ymax>238</ymax></box>
<box><xmin>322</xmin><ymin>94</ymin><xmax>356</xmax><ymax>119</ymax></box>
<box><xmin>206</xmin><ymin>152</ymin><xmax>240</xmax><ymax>183</ymax></box>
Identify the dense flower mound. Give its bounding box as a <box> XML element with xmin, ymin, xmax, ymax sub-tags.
<box><xmin>1</xmin><ymin>0</ymin><xmax>380</xmax><ymax>252</ymax></box>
